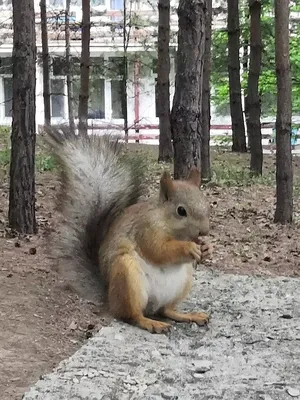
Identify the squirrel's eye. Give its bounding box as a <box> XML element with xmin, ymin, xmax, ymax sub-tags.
<box><xmin>177</xmin><ymin>206</ymin><xmax>187</xmax><ymax>217</ymax></box>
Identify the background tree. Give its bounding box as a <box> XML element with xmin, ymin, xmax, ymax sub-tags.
<box><xmin>78</xmin><ymin>0</ymin><xmax>90</xmax><ymax>136</ymax></box>
<box><xmin>274</xmin><ymin>0</ymin><xmax>293</xmax><ymax>224</ymax></box>
<box><xmin>65</xmin><ymin>0</ymin><xmax>75</xmax><ymax>135</ymax></box>
<box><xmin>40</xmin><ymin>0</ymin><xmax>51</xmax><ymax>127</ymax></box>
<box><xmin>9</xmin><ymin>0</ymin><xmax>37</xmax><ymax>233</ymax></box>
<box><xmin>247</xmin><ymin>0</ymin><xmax>262</xmax><ymax>175</ymax></box>
<box><xmin>227</xmin><ymin>0</ymin><xmax>247</xmax><ymax>152</ymax></box>
<box><xmin>122</xmin><ymin>0</ymin><xmax>130</xmax><ymax>142</ymax></box>
<box><xmin>211</xmin><ymin>2</ymin><xmax>300</xmax><ymax>121</ymax></box>
<box><xmin>201</xmin><ymin>0</ymin><xmax>212</xmax><ymax>181</ymax></box>
<box><xmin>171</xmin><ymin>0</ymin><xmax>206</xmax><ymax>180</ymax></box>
<box><xmin>157</xmin><ymin>0</ymin><xmax>173</xmax><ymax>163</ymax></box>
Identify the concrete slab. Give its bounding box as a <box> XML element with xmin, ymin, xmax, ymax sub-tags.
<box><xmin>23</xmin><ymin>269</ymin><xmax>300</xmax><ymax>400</ymax></box>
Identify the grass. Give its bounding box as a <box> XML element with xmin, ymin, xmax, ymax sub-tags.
<box><xmin>0</xmin><ymin>126</ymin><xmax>300</xmax><ymax>196</ymax></box>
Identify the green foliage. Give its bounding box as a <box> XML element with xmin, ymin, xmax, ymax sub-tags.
<box><xmin>211</xmin><ymin>30</ymin><xmax>230</xmax><ymax>116</ymax></box>
<box><xmin>211</xmin><ymin>162</ymin><xmax>275</xmax><ymax>187</ymax></box>
<box><xmin>0</xmin><ymin>127</ymin><xmax>57</xmax><ymax>175</ymax></box>
<box><xmin>210</xmin><ymin>1</ymin><xmax>300</xmax><ymax>116</ymax></box>
<box><xmin>0</xmin><ymin>149</ymin><xmax>57</xmax><ymax>174</ymax></box>
<box><xmin>213</xmin><ymin>135</ymin><xmax>232</xmax><ymax>146</ymax></box>
<box><xmin>36</xmin><ymin>155</ymin><xmax>57</xmax><ymax>172</ymax></box>
<box><xmin>0</xmin><ymin>146</ymin><xmax>10</xmax><ymax>168</ymax></box>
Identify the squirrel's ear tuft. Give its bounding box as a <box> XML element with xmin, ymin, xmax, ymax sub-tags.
<box><xmin>160</xmin><ymin>171</ymin><xmax>174</xmax><ymax>202</ymax></box>
<box><xmin>187</xmin><ymin>166</ymin><xmax>201</xmax><ymax>187</ymax></box>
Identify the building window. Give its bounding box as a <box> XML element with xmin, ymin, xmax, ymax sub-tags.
<box><xmin>155</xmin><ymin>78</ymin><xmax>159</xmax><ymax>118</ymax></box>
<box><xmin>0</xmin><ymin>57</ymin><xmax>13</xmax><ymax>75</ymax></box>
<box><xmin>0</xmin><ymin>57</ymin><xmax>13</xmax><ymax>118</ymax></box>
<box><xmin>72</xmin><ymin>76</ymin><xmax>105</xmax><ymax>120</ymax></box>
<box><xmin>47</xmin><ymin>0</ymin><xmax>65</xmax><ymax>7</ymax></box>
<box><xmin>89</xmin><ymin>78</ymin><xmax>105</xmax><ymax>119</ymax></box>
<box><xmin>91</xmin><ymin>0</ymin><xmax>106</xmax><ymax>5</ymax></box>
<box><xmin>152</xmin><ymin>58</ymin><xmax>158</xmax><ymax>74</ymax></box>
<box><xmin>72</xmin><ymin>0</ymin><xmax>105</xmax><ymax>5</ymax></box>
<box><xmin>3</xmin><ymin>77</ymin><xmax>12</xmax><ymax>117</ymax></box>
<box><xmin>0</xmin><ymin>0</ymin><xmax>12</xmax><ymax>8</ymax></box>
<box><xmin>110</xmin><ymin>0</ymin><xmax>123</xmax><ymax>9</ymax></box>
<box><xmin>52</xmin><ymin>57</ymin><xmax>67</xmax><ymax>76</ymax></box>
<box><xmin>111</xmin><ymin>79</ymin><xmax>124</xmax><ymax>119</ymax></box>
<box><xmin>51</xmin><ymin>79</ymin><xmax>65</xmax><ymax>118</ymax></box>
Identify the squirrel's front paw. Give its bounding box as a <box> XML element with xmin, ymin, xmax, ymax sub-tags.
<box><xmin>200</xmin><ymin>240</ymin><xmax>213</xmax><ymax>261</ymax></box>
<box><xmin>185</xmin><ymin>242</ymin><xmax>202</xmax><ymax>262</ymax></box>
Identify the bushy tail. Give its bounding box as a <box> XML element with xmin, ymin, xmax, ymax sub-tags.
<box><xmin>45</xmin><ymin>126</ymin><xmax>146</xmax><ymax>277</ymax></box>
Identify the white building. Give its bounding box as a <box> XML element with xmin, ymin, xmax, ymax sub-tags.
<box><xmin>0</xmin><ymin>0</ymin><xmax>233</xmax><ymax>141</ymax></box>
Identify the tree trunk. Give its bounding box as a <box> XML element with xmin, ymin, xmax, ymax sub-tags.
<box><xmin>227</xmin><ymin>0</ymin><xmax>247</xmax><ymax>152</ymax></box>
<box><xmin>122</xmin><ymin>0</ymin><xmax>129</xmax><ymax>142</ymax></box>
<box><xmin>170</xmin><ymin>0</ymin><xmax>206</xmax><ymax>180</ymax></box>
<box><xmin>242</xmin><ymin>3</ymin><xmax>249</xmax><ymax>133</ymax></box>
<box><xmin>78</xmin><ymin>0</ymin><xmax>90</xmax><ymax>137</ymax></box>
<box><xmin>274</xmin><ymin>0</ymin><xmax>293</xmax><ymax>224</ymax></box>
<box><xmin>122</xmin><ymin>57</ymin><xmax>129</xmax><ymax>141</ymax></box>
<box><xmin>201</xmin><ymin>0</ymin><xmax>212</xmax><ymax>182</ymax></box>
<box><xmin>247</xmin><ymin>0</ymin><xmax>262</xmax><ymax>175</ymax></box>
<box><xmin>65</xmin><ymin>0</ymin><xmax>75</xmax><ymax>135</ymax></box>
<box><xmin>40</xmin><ymin>0</ymin><xmax>51</xmax><ymax>126</ymax></box>
<box><xmin>157</xmin><ymin>0</ymin><xmax>173</xmax><ymax>163</ymax></box>
<box><xmin>9</xmin><ymin>0</ymin><xmax>37</xmax><ymax>234</ymax></box>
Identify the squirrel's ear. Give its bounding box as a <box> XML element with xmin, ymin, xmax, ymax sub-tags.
<box><xmin>160</xmin><ymin>171</ymin><xmax>174</xmax><ymax>202</ymax></box>
<box><xmin>187</xmin><ymin>166</ymin><xmax>201</xmax><ymax>187</ymax></box>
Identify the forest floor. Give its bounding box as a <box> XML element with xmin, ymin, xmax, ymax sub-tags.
<box><xmin>1</xmin><ymin>133</ymin><xmax>300</xmax><ymax>400</ymax></box>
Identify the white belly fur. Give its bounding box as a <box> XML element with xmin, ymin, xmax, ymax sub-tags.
<box><xmin>135</xmin><ymin>253</ymin><xmax>193</xmax><ymax>315</ymax></box>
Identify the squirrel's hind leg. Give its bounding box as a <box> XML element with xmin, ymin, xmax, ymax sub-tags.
<box><xmin>108</xmin><ymin>254</ymin><xmax>171</xmax><ymax>334</ymax></box>
<box><xmin>160</xmin><ymin>308</ymin><xmax>209</xmax><ymax>326</ymax></box>
<box><xmin>158</xmin><ymin>274</ymin><xmax>209</xmax><ymax>326</ymax></box>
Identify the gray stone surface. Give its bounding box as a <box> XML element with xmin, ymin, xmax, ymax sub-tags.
<box><xmin>23</xmin><ymin>269</ymin><xmax>300</xmax><ymax>400</ymax></box>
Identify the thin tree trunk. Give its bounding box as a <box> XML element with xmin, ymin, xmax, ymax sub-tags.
<box><xmin>157</xmin><ymin>0</ymin><xmax>173</xmax><ymax>163</ymax></box>
<box><xmin>227</xmin><ymin>0</ymin><xmax>247</xmax><ymax>152</ymax></box>
<box><xmin>122</xmin><ymin>0</ymin><xmax>129</xmax><ymax>142</ymax></box>
<box><xmin>201</xmin><ymin>0</ymin><xmax>212</xmax><ymax>182</ymax></box>
<box><xmin>78</xmin><ymin>0</ymin><xmax>90</xmax><ymax>137</ymax></box>
<box><xmin>242</xmin><ymin>2</ymin><xmax>249</xmax><ymax>133</ymax></box>
<box><xmin>65</xmin><ymin>0</ymin><xmax>75</xmax><ymax>135</ymax></box>
<box><xmin>122</xmin><ymin>57</ymin><xmax>128</xmax><ymax>141</ymax></box>
<box><xmin>170</xmin><ymin>0</ymin><xmax>206</xmax><ymax>180</ymax></box>
<box><xmin>9</xmin><ymin>0</ymin><xmax>37</xmax><ymax>234</ymax></box>
<box><xmin>274</xmin><ymin>0</ymin><xmax>293</xmax><ymax>224</ymax></box>
<box><xmin>247</xmin><ymin>0</ymin><xmax>262</xmax><ymax>175</ymax></box>
<box><xmin>40</xmin><ymin>0</ymin><xmax>51</xmax><ymax>126</ymax></box>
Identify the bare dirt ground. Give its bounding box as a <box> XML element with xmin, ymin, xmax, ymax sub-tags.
<box><xmin>1</xmin><ymin>143</ymin><xmax>300</xmax><ymax>400</ymax></box>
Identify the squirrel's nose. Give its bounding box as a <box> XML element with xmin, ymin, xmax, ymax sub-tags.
<box><xmin>199</xmin><ymin>229</ymin><xmax>209</xmax><ymax>237</ymax></box>
<box><xmin>198</xmin><ymin>221</ymin><xmax>209</xmax><ymax>236</ymax></box>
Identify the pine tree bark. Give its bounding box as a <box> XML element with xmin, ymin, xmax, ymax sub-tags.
<box><xmin>247</xmin><ymin>0</ymin><xmax>262</xmax><ymax>175</ymax></box>
<box><xmin>122</xmin><ymin>1</ymin><xmax>129</xmax><ymax>142</ymax></box>
<box><xmin>201</xmin><ymin>0</ymin><xmax>212</xmax><ymax>182</ymax></box>
<box><xmin>9</xmin><ymin>0</ymin><xmax>37</xmax><ymax>234</ymax></box>
<box><xmin>40</xmin><ymin>0</ymin><xmax>51</xmax><ymax>126</ymax></box>
<box><xmin>227</xmin><ymin>0</ymin><xmax>247</xmax><ymax>152</ymax></box>
<box><xmin>78</xmin><ymin>0</ymin><xmax>90</xmax><ymax>136</ymax></box>
<box><xmin>157</xmin><ymin>0</ymin><xmax>173</xmax><ymax>163</ymax></box>
<box><xmin>170</xmin><ymin>0</ymin><xmax>206</xmax><ymax>180</ymax></box>
<box><xmin>65</xmin><ymin>0</ymin><xmax>75</xmax><ymax>135</ymax></box>
<box><xmin>274</xmin><ymin>0</ymin><xmax>293</xmax><ymax>224</ymax></box>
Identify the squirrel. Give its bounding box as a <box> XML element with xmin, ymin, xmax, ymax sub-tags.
<box><xmin>46</xmin><ymin>127</ymin><xmax>213</xmax><ymax>334</ymax></box>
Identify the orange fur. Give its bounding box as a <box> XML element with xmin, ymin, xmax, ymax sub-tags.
<box><xmin>161</xmin><ymin>309</ymin><xmax>209</xmax><ymax>326</ymax></box>
<box><xmin>137</xmin><ymin>230</ymin><xmax>200</xmax><ymax>266</ymax></box>
<box><xmin>108</xmin><ymin>254</ymin><xmax>171</xmax><ymax>333</ymax></box>
<box><xmin>98</xmin><ymin>167</ymin><xmax>213</xmax><ymax>333</ymax></box>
